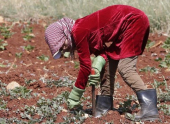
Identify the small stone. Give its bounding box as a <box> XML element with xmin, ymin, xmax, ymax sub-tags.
<box><xmin>135</xmin><ymin>122</ymin><xmax>141</xmax><ymax>124</ymax></box>
<box><xmin>0</xmin><ymin>16</ymin><xmax>4</xmax><ymax>22</ymax></box>
<box><xmin>108</xmin><ymin>110</ymin><xmax>114</xmax><ymax>114</ymax></box>
<box><xmin>151</xmin><ymin>53</ymin><xmax>157</xmax><ymax>57</ymax></box>
<box><xmin>6</xmin><ymin>81</ymin><xmax>21</xmax><ymax>90</ymax></box>
<box><xmin>121</xmin><ymin>114</ymin><xmax>125</xmax><ymax>118</ymax></box>
<box><xmin>165</xmin><ymin>68</ymin><xmax>170</xmax><ymax>72</ymax></box>
<box><xmin>62</xmin><ymin>109</ymin><xmax>68</xmax><ymax>112</ymax></box>
<box><xmin>84</xmin><ymin>113</ymin><xmax>89</xmax><ymax>118</ymax></box>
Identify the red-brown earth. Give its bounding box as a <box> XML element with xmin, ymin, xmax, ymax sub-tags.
<box><xmin>0</xmin><ymin>20</ymin><xmax>170</xmax><ymax>124</ymax></box>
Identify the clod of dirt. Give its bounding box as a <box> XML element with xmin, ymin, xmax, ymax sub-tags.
<box><xmin>6</xmin><ymin>81</ymin><xmax>21</xmax><ymax>90</ymax></box>
<box><xmin>165</xmin><ymin>68</ymin><xmax>170</xmax><ymax>72</ymax></box>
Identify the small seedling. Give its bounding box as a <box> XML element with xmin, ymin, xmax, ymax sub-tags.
<box><xmin>25</xmin><ymin>79</ymin><xmax>36</xmax><ymax>85</ymax></box>
<box><xmin>37</xmin><ymin>55</ymin><xmax>49</xmax><ymax>61</ymax></box>
<box><xmin>158</xmin><ymin>104</ymin><xmax>170</xmax><ymax>115</ymax></box>
<box><xmin>146</xmin><ymin>40</ymin><xmax>155</xmax><ymax>51</ymax></box>
<box><xmin>21</xmin><ymin>25</ymin><xmax>33</xmax><ymax>34</ymax></box>
<box><xmin>9</xmin><ymin>86</ymin><xmax>32</xmax><ymax>99</ymax></box>
<box><xmin>46</xmin><ymin>77</ymin><xmax>74</xmax><ymax>88</ymax></box>
<box><xmin>118</xmin><ymin>95</ymin><xmax>138</xmax><ymax>113</ymax></box>
<box><xmin>0</xmin><ymin>63</ymin><xmax>7</xmax><ymax>67</ymax></box>
<box><xmin>23</xmin><ymin>34</ymin><xmax>35</xmax><ymax>41</ymax></box>
<box><xmin>0</xmin><ymin>99</ymin><xmax>7</xmax><ymax>110</ymax></box>
<box><xmin>0</xmin><ymin>39</ymin><xmax>8</xmax><ymax>51</ymax></box>
<box><xmin>159</xmin><ymin>52</ymin><xmax>170</xmax><ymax>69</ymax></box>
<box><xmin>74</xmin><ymin>61</ymin><xmax>80</xmax><ymax>69</ymax></box>
<box><xmin>24</xmin><ymin>45</ymin><xmax>34</xmax><ymax>51</ymax></box>
<box><xmin>0</xmin><ymin>24</ymin><xmax>13</xmax><ymax>39</ymax></box>
<box><xmin>162</xmin><ymin>37</ymin><xmax>170</xmax><ymax>52</ymax></box>
<box><xmin>15</xmin><ymin>52</ymin><xmax>23</xmax><ymax>58</ymax></box>
<box><xmin>139</xmin><ymin>66</ymin><xmax>159</xmax><ymax>74</ymax></box>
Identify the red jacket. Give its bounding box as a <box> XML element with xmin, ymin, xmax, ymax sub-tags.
<box><xmin>72</xmin><ymin>5</ymin><xmax>150</xmax><ymax>89</ymax></box>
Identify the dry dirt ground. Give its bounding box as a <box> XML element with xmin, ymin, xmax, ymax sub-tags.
<box><xmin>0</xmin><ymin>20</ymin><xmax>170</xmax><ymax>124</ymax></box>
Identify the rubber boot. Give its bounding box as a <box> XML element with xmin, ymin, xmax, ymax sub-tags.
<box><xmin>134</xmin><ymin>89</ymin><xmax>159</xmax><ymax>121</ymax></box>
<box><xmin>95</xmin><ymin>95</ymin><xmax>113</xmax><ymax>118</ymax></box>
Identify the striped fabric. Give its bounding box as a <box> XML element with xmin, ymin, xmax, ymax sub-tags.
<box><xmin>45</xmin><ymin>17</ymin><xmax>75</xmax><ymax>57</ymax></box>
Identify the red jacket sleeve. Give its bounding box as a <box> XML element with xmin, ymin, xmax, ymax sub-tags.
<box><xmin>72</xmin><ymin>27</ymin><xmax>91</xmax><ymax>89</ymax></box>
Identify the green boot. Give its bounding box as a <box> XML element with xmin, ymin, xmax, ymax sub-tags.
<box><xmin>67</xmin><ymin>85</ymin><xmax>85</xmax><ymax>109</ymax></box>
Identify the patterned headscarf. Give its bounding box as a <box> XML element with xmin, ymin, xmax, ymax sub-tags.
<box><xmin>45</xmin><ymin>17</ymin><xmax>75</xmax><ymax>59</ymax></box>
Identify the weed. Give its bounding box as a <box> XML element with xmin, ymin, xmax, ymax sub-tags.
<box><xmin>25</xmin><ymin>78</ymin><xmax>36</xmax><ymax>85</ymax></box>
<box><xmin>0</xmin><ymin>24</ymin><xmax>13</xmax><ymax>39</ymax></box>
<box><xmin>37</xmin><ymin>55</ymin><xmax>49</xmax><ymax>61</ymax></box>
<box><xmin>0</xmin><ymin>81</ymin><xmax>9</xmax><ymax>96</ymax></box>
<box><xmin>20</xmin><ymin>92</ymin><xmax>68</xmax><ymax>123</ymax></box>
<box><xmin>114</xmin><ymin>82</ymin><xmax>121</xmax><ymax>89</ymax></box>
<box><xmin>159</xmin><ymin>52</ymin><xmax>170</xmax><ymax>69</ymax></box>
<box><xmin>0</xmin><ymin>99</ymin><xmax>7</xmax><ymax>110</ymax></box>
<box><xmin>0</xmin><ymin>117</ymin><xmax>27</xmax><ymax>124</ymax></box>
<box><xmin>9</xmin><ymin>86</ymin><xmax>32</xmax><ymax>99</ymax></box>
<box><xmin>155</xmin><ymin>57</ymin><xmax>162</xmax><ymax>62</ymax></box>
<box><xmin>139</xmin><ymin>66</ymin><xmax>159</xmax><ymax>74</ymax></box>
<box><xmin>21</xmin><ymin>25</ymin><xmax>35</xmax><ymax>41</ymax></box>
<box><xmin>0</xmin><ymin>63</ymin><xmax>7</xmax><ymax>67</ymax></box>
<box><xmin>62</xmin><ymin>110</ymin><xmax>86</xmax><ymax>124</ymax></box>
<box><xmin>158</xmin><ymin>104</ymin><xmax>170</xmax><ymax>115</ymax></box>
<box><xmin>162</xmin><ymin>37</ymin><xmax>170</xmax><ymax>52</ymax></box>
<box><xmin>24</xmin><ymin>44</ymin><xmax>34</xmax><ymax>51</ymax></box>
<box><xmin>118</xmin><ymin>95</ymin><xmax>138</xmax><ymax>113</ymax></box>
<box><xmin>74</xmin><ymin>61</ymin><xmax>80</xmax><ymax>69</ymax></box>
<box><xmin>145</xmin><ymin>40</ymin><xmax>155</xmax><ymax>51</ymax></box>
<box><xmin>153</xmin><ymin>78</ymin><xmax>170</xmax><ymax>102</ymax></box>
<box><xmin>0</xmin><ymin>39</ymin><xmax>8</xmax><ymax>51</ymax></box>
<box><xmin>15</xmin><ymin>52</ymin><xmax>23</xmax><ymax>58</ymax></box>
<box><xmin>21</xmin><ymin>25</ymin><xmax>33</xmax><ymax>34</ymax></box>
<box><xmin>23</xmin><ymin>34</ymin><xmax>35</xmax><ymax>41</ymax></box>
<box><xmin>46</xmin><ymin>76</ymin><xmax>74</xmax><ymax>88</ymax></box>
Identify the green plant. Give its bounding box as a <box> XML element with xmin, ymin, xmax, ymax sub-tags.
<box><xmin>145</xmin><ymin>40</ymin><xmax>155</xmax><ymax>51</ymax></box>
<box><xmin>159</xmin><ymin>52</ymin><xmax>170</xmax><ymax>69</ymax></box>
<box><xmin>20</xmin><ymin>93</ymin><xmax>67</xmax><ymax>123</ymax></box>
<box><xmin>25</xmin><ymin>79</ymin><xmax>36</xmax><ymax>85</ymax></box>
<box><xmin>46</xmin><ymin>77</ymin><xmax>74</xmax><ymax>88</ymax></box>
<box><xmin>15</xmin><ymin>52</ymin><xmax>23</xmax><ymax>58</ymax></box>
<box><xmin>21</xmin><ymin>25</ymin><xmax>33</xmax><ymax>34</ymax></box>
<box><xmin>153</xmin><ymin>78</ymin><xmax>170</xmax><ymax>102</ymax></box>
<box><xmin>24</xmin><ymin>44</ymin><xmax>34</xmax><ymax>51</ymax></box>
<box><xmin>155</xmin><ymin>57</ymin><xmax>162</xmax><ymax>62</ymax></box>
<box><xmin>162</xmin><ymin>37</ymin><xmax>170</xmax><ymax>52</ymax></box>
<box><xmin>23</xmin><ymin>34</ymin><xmax>35</xmax><ymax>41</ymax></box>
<box><xmin>37</xmin><ymin>55</ymin><xmax>49</xmax><ymax>61</ymax></box>
<box><xmin>139</xmin><ymin>66</ymin><xmax>159</xmax><ymax>74</ymax></box>
<box><xmin>0</xmin><ymin>99</ymin><xmax>7</xmax><ymax>110</ymax></box>
<box><xmin>9</xmin><ymin>86</ymin><xmax>32</xmax><ymax>99</ymax></box>
<box><xmin>0</xmin><ymin>24</ymin><xmax>13</xmax><ymax>39</ymax></box>
<box><xmin>62</xmin><ymin>110</ymin><xmax>86</xmax><ymax>124</ymax></box>
<box><xmin>158</xmin><ymin>104</ymin><xmax>170</xmax><ymax>115</ymax></box>
<box><xmin>0</xmin><ymin>81</ymin><xmax>9</xmax><ymax>96</ymax></box>
<box><xmin>74</xmin><ymin>61</ymin><xmax>80</xmax><ymax>69</ymax></box>
<box><xmin>0</xmin><ymin>39</ymin><xmax>8</xmax><ymax>50</ymax></box>
<box><xmin>0</xmin><ymin>63</ymin><xmax>7</xmax><ymax>67</ymax></box>
<box><xmin>118</xmin><ymin>95</ymin><xmax>138</xmax><ymax>113</ymax></box>
<box><xmin>114</xmin><ymin>82</ymin><xmax>121</xmax><ymax>89</ymax></box>
<box><xmin>0</xmin><ymin>117</ymin><xmax>27</xmax><ymax>124</ymax></box>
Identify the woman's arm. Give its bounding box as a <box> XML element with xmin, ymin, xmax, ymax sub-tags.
<box><xmin>72</xmin><ymin>27</ymin><xmax>91</xmax><ymax>89</ymax></box>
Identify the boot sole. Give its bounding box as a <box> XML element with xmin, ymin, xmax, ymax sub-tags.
<box><xmin>135</xmin><ymin>115</ymin><xmax>160</xmax><ymax>122</ymax></box>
